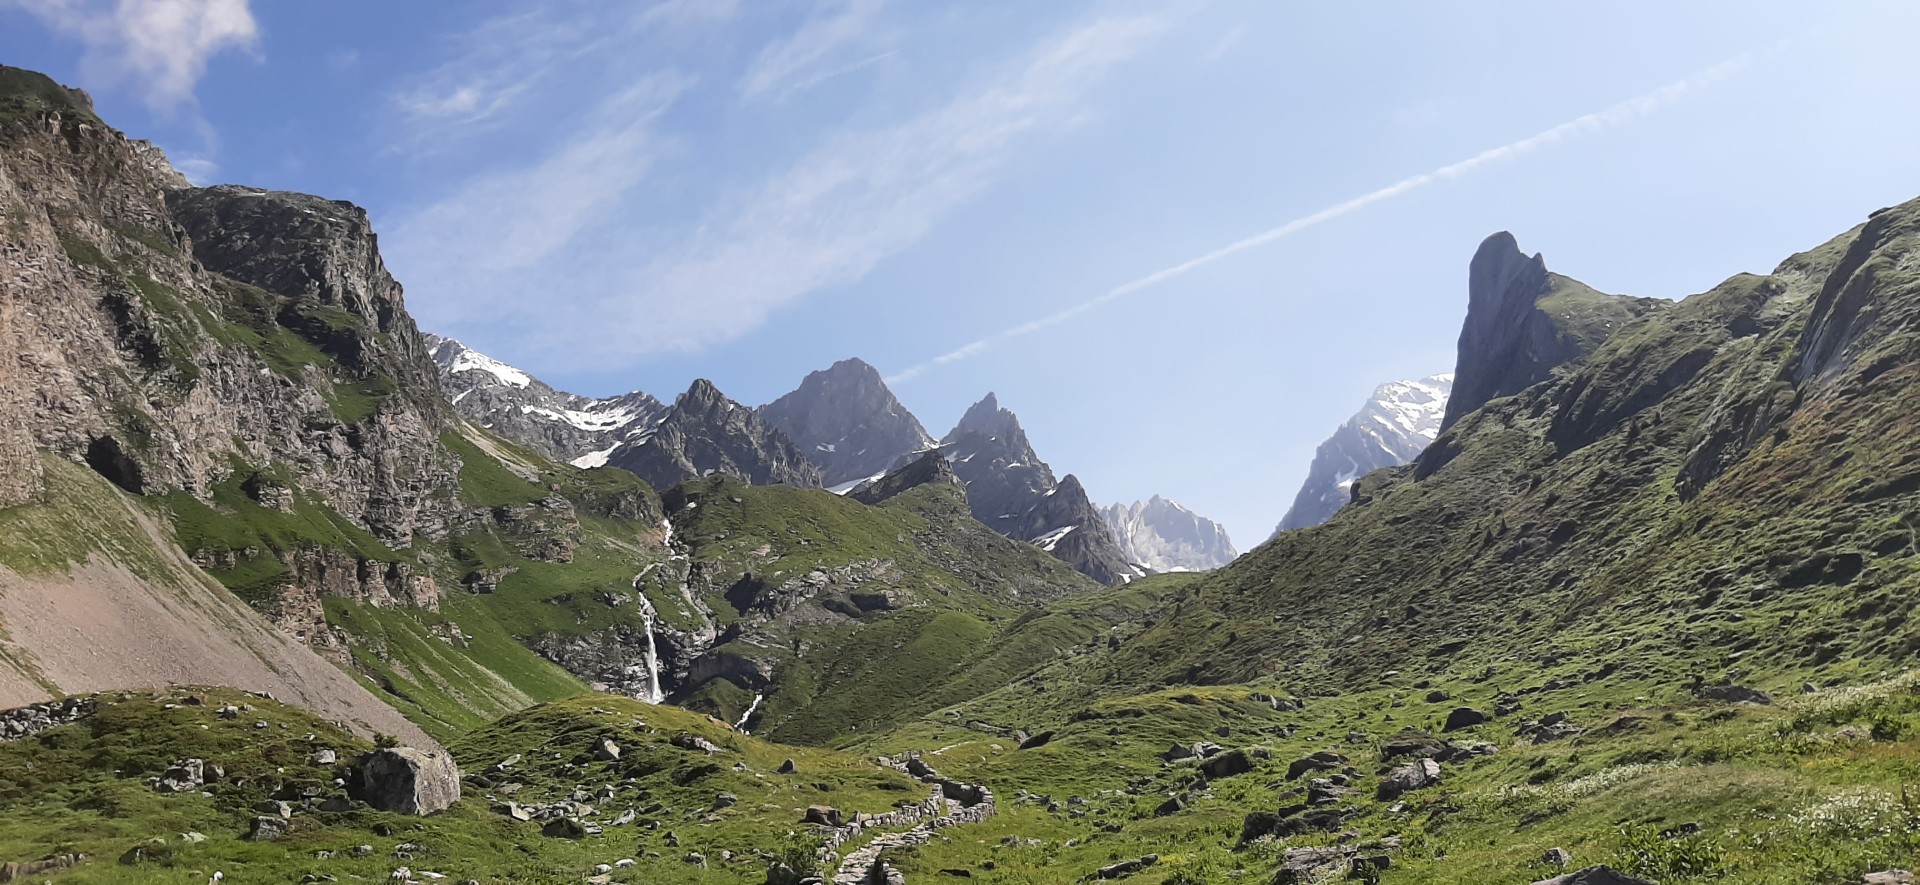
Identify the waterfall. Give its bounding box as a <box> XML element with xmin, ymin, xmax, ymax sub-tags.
<box><xmin>632</xmin><ymin>573</ymin><xmax>666</xmax><ymax>704</ymax></box>
<box><xmin>733</xmin><ymin>691</ymin><xmax>764</xmax><ymax>733</ymax></box>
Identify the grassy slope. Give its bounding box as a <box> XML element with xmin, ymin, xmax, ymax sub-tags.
<box><xmin>0</xmin><ymin>690</ymin><xmax>925</xmax><ymax>884</ymax></box>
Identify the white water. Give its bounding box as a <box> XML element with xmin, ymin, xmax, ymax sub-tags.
<box><xmin>733</xmin><ymin>691</ymin><xmax>765</xmax><ymax>733</ymax></box>
<box><xmin>632</xmin><ymin>573</ymin><xmax>666</xmax><ymax>704</ymax></box>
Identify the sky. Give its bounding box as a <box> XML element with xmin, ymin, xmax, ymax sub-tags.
<box><xmin>5</xmin><ymin>1</ymin><xmax>1920</xmax><ymax>548</ymax></box>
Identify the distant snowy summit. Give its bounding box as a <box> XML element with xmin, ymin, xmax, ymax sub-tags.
<box><xmin>1102</xmin><ymin>496</ymin><xmax>1239</xmax><ymax>572</ymax></box>
<box><xmin>424</xmin><ymin>334</ymin><xmax>664</xmax><ymax>466</ymax></box>
<box><xmin>1273</xmin><ymin>373</ymin><xmax>1453</xmax><ymax>534</ymax></box>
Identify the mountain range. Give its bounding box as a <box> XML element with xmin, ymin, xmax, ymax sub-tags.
<box><xmin>3</xmin><ymin>63</ymin><xmax>1917</xmax><ymax>883</ymax></box>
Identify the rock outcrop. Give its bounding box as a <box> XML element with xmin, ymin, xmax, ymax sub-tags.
<box><xmin>1103</xmin><ymin>495</ymin><xmax>1239</xmax><ymax>571</ymax></box>
<box><xmin>850</xmin><ymin>450</ymin><xmax>962</xmax><ymax>505</ymax></box>
<box><xmin>758</xmin><ymin>358</ymin><xmax>933</xmax><ymax>488</ymax></box>
<box><xmin>610</xmin><ymin>380</ymin><xmax>822</xmax><ymax>491</ymax></box>
<box><xmin>1274</xmin><ymin>374</ymin><xmax>1451</xmax><ymax>533</ymax></box>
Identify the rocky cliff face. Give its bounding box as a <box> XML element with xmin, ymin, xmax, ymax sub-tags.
<box><xmin>1274</xmin><ymin>374</ymin><xmax>1452</xmax><ymax>533</ymax></box>
<box><xmin>610</xmin><ymin>379</ymin><xmax>822</xmax><ymax>491</ymax></box>
<box><xmin>1103</xmin><ymin>496</ymin><xmax>1239</xmax><ymax>572</ymax></box>
<box><xmin>1440</xmin><ymin>233</ymin><xmax>1666</xmax><ymax>434</ymax></box>
<box><xmin>758</xmin><ymin>357</ymin><xmax>933</xmax><ymax>488</ymax></box>
<box><xmin>939</xmin><ymin>394</ymin><xmax>1138</xmax><ymax>584</ymax></box>
<box><xmin>424</xmin><ymin>335</ymin><xmax>664</xmax><ymax>466</ymax></box>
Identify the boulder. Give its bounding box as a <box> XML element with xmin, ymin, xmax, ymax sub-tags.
<box><xmin>593</xmin><ymin>738</ymin><xmax>621</xmax><ymax>761</ymax></box>
<box><xmin>155</xmin><ymin>758</ymin><xmax>205</xmax><ymax>793</ymax></box>
<box><xmin>1863</xmin><ymin>873</ymin><xmax>1915</xmax><ymax>885</ymax></box>
<box><xmin>1286</xmin><ymin>751</ymin><xmax>1347</xmax><ymax>780</ymax></box>
<box><xmin>1532</xmin><ymin>866</ymin><xmax>1657</xmax><ymax>885</ymax></box>
<box><xmin>1443</xmin><ymin>707</ymin><xmax>1489</xmax><ymax>732</ymax></box>
<box><xmin>1093</xmin><ymin>854</ymin><xmax>1158</xmax><ymax>880</ymax></box>
<box><xmin>1199</xmin><ymin>749</ymin><xmax>1252</xmax><ymax>779</ymax></box>
<box><xmin>541</xmin><ymin>818</ymin><xmax>588</xmax><ymax>839</ymax></box>
<box><xmin>672</xmin><ymin>733</ymin><xmax>723</xmax><ymax>754</ymax></box>
<box><xmin>1018</xmin><ymin>731</ymin><xmax>1054</xmax><ymax>750</ymax></box>
<box><xmin>1377</xmin><ymin>758</ymin><xmax>1442</xmax><ymax>800</ymax></box>
<box><xmin>1380</xmin><ymin>729</ymin><xmax>1448</xmax><ymax>760</ymax></box>
<box><xmin>1542</xmin><ymin>848</ymin><xmax>1572</xmax><ymax>868</ymax></box>
<box><xmin>1274</xmin><ymin>846</ymin><xmax>1355</xmax><ymax>884</ymax></box>
<box><xmin>352</xmin><ymin>748</ymin><xmax>461</xmax><ymax>816</ymax></box>
<box><xmin>777</xmin><ymin>758</ymin><xmax>797</xmax><ymax>774</ymax></box>
<box><xmin>246</xmin><ymin>816</ymin><xmax>288</xmax><ymax>841</ymax></box>
<box><xmin>802</xmin><ymin>805</ymin><xmax>842</xmax><ymax>827</ymax></box>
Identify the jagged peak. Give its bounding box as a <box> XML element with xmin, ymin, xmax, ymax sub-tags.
<box><xmin>951</xmin><ymin>392</ymin><xmax>1019</xmax><ymax>439</ymax></box>
<box><xmin>679</xmin><ymin>378</ymin><xmax>729</xmax><ymax>409</ymax></box>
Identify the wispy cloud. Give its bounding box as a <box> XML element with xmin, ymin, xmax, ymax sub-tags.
<box><xmin>395</xmin><ymin>11</ymin><xmax>1172</xmax><ymax>369</ymax></box>
<box><xmin>5</xmin><ymin>0</ymin><xmax>258</xmax><ymax>111</ymax></box>
<box><xmin>738</xmin><ymin>0</ymin><xmax>889</xmax><ymax>101</ymax></box>
<box><xmin>390</xmin><ymin>0</ymin><xmax>735</xmax><ymax>137</ymax></box>
<box><xmin>885</xmin><ymin>54</ymin><xmax>1753</xmax><ymax>385</ymax></box>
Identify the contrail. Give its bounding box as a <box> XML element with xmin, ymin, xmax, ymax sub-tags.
<box><xmin>885</xmin><ymin>54</ymin><xmax>1750</xmax><ymax>385</ymax></box>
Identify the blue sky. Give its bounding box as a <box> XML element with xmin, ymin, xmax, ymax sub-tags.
<box><xmin>6</xmin><ymin>1</ymin><xmax>1920</xmax><ymax>547</ymax></box>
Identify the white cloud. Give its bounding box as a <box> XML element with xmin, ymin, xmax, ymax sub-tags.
<box><xmin>7</xmin><ymin>0</ymin><xmax>258</xmax><ymax>111</ymax></box>
<box><xmin>885</xmin><ymin>54</ymin><xmax>1754</xmax><ymax>385</ymax></box>
<box><xmin>737</xmin><ymin>0</ymin><xmax>889</xmax><ymax>100</ymax></box>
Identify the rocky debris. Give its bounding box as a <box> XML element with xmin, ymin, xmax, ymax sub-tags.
<box><xmin>1531</xmin><ymin>866</ymin><xmax>1656</xmax><ymax>885</ymax></box>
<box><xmin>1273</xmin><ymin>846</ymin><xmax>1356</xmax><ymax>884</ymax></box>
<box><xmin>1250</xmin><ymin>692</ymin><xmax>1305</xmax><ymax>712</ymax></box>
<box><xmin>611</xmin><ymin>379</ymin><xmax>822</xmax><ymax>490</ymax></box>
<box><xmin>3</xmin><ymin>851</ymin><xmax>85</xmax><ymax>879</ymax></box>
<box><xmin>758</xmin><ymin>357</ymin><xmax>934</xmax><ymax>488</ymax></box>
<box><xmin>1273</xmin><ymin>373</ymin><xmax>1453</xmax><ymax>533</ymax></box>
<box><xmin>153</xmin><ymin>758</ymin><xmax>212</xmax><ymax>793</ymax></box>
<box><xmin>1863</xmin><ymin>872</ymin><xmax>1915</xmax><ymax>885</ymax></box>
<box><xmin>1092</xmin><ymin>854</ymin><xmax>1159</xmax><ymax>880</ymax></box>
<box><xmin>672</xmin><ymin>733</ymin><xmax>724</xmax><ymax>755</ymax></box>
<box><xmin>1517</xmin><ymin>712</ymin><xmax>1583</xmax><ymax>744</ymax></box>
<box><xmin>1542</xmin><ymin>848</ymin><xmax>1573</xmax><ymax>868</ymax></box>
<box><xmin>1101</xmin><ymin>496</ymin><xmax>1239</xmax><ymax>572</ymax></box>
<box><xmin>310</xmin><ymin>748</ymin><xmax>338</xmax><ymax>766</ymax></box>
<box><xmin>938</xmin><ymin>394</ymin><xmax>1139</xmax><ymax>585</ymax></box>
<box><xmin>541</xmin><ymin>818</ymin><xmax>591</xmax><ymax>839</ymax></box>
<box><xmin>1287</xmin><ymin>751</ymin><xmax>1347</xmax><ymax>780</ymax></box>
<box><xmin>1376</xmin><ymin>758</ymin><xmax>1442</xmax><ymax>800</ymax></box>
<box><xmin>1162</xmin><ymin>741</ymin><xmax>1226</xmax><ymax>763</ymax></box>
<box><xmin>1696</xmin><ymin>684</ymin><xmax>1773</xmax><ymax>705</ymax></box>
<box><xmin>0</xmin><ymin>697</ymin><xmax>95</xmax><ymax>741</ymax></box>
<box><xmin>1153</xmin><ymin>795</ymin><xmax>1186</xmax><ymax>817</ymax></box>
<box><xmin>1443</xmin><ymin>707</ymin><xmax>1489</xmax><ymax>732</ymax></box>
<box><xmin>352</xmin><ymin>748</ymin><xmax>461</xmax><ymax>816</ymax></box>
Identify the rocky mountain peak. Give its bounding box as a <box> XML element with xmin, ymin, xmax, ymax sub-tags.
<box><xmin>1102</xmin><ymin>496</ymin><xmax>1239</xmax><ymax>572</ymax></box>
<box><xmin>758</xmin><ymin>357</ymin><xmax>933</xmax><ymax>488</ymax></box>
<box><xmin>1275</xmin><ymin>373</ymin><xmax>1453</xmax><ymax>534</ymax></box>
<box><xmin>953</xmin><ymin>392</ymin><xmax>1021</xmax><ymax>439</ymax></box>
<box><xmin>422</xmin><ymin>335</ymin><xmax>664</xmax><ymax>466</ymax></box>
<box><xmin>1440</xmin><ymin>232</ymin><xmax>1665</xmax><ymax>434</ymax></box>
<box><xmin>610</xmin><ymin>379</ymin><xmax>821</xmax><ymax>491</ymax></box>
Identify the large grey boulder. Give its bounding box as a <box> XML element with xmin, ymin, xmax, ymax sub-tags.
<box><xmin>352</xmin><ymin>747</ymin><xmax>461</xmax><ymax>815</ymax></box>
<box><xmin>1376</xmin><ymin>758</ymin><xmax>1441</xmax><ymax>800</ymax></box>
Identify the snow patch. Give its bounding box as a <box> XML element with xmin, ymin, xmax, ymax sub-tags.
<box><xmin>448</xmin><ymin>348</ymin><xmax>531</xmax><ymax>389</ymax></box>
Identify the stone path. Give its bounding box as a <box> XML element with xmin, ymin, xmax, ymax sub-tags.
<box><xmin>824</xmin><ymin>752</ymin><xmax>997</xmax><ymax>885</ymax></box>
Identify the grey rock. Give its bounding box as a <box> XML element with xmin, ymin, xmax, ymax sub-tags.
<box><xmin>352</xmin><ymin>747</ymin><xmax>461</xmax><ymax>816</ymax></box>
<box><xmin>1093</xmin><ymin>854</ymin><xmax>1158</xmax><ymax>879</ymax></box>
<box><xmin>1443</xmin><ymin>707</ymin><xmax>1489</xmax><ymax>732</ymax></box>
<box><xmin>246</xmin><ymin>816</ymin><xmax>288</xmax><ymax>841</ymax></box>
<box><xmin>757</xmin><ymin>357</ymin><xmax>933</xmax><ymax>488</ymax></box>
<box><xmin>1532</xmin><ymin>866</ymin><xmax>1657</xmax><ymax>885</ymax></box>
<box><xmin>611</xmin><ymin>379</ymin><xmax>821</xmax><ymax>490</ymax></box>
<box><xmin>1376</xmin><ymin>758</ymin><xmax>1442</xmax><ymax>800</ymax></box>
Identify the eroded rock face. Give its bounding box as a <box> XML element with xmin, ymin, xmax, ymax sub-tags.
<box><xmin>849</xmin><ymin>451</ymin><xmax>961</xmax><ymax>505</ymax></box>
<box><xmin>1274</xmin><ymin>375</ymin><xmax>1452</xmax><ymax>534</ymax></box>
<box><xmin>1104</xmin><ymin>495</ymin><xmax>1239</xmax><ymax>571</ymax></box>
<box><xmin>424</xmin><ymin>335</ymin><xmax>665</xmax><ymax>466</ymax></box>
<box><xmin>353</xmin><ymin>747</ymin><xmax>461</xmax><ymax>815</ymax></box>
<box><xmin>610</xmin><ymin>380</ymin><xmax>821</xmax><ymax>491</ymax></box>
<box><xmin>1440</xmin><ymin>233</ymin><xmax>1665</xmax><ymax>435</ymax></box>
<box><xmin>758</xmin><ymin>358</ymin><xmax>933</xmax><ymax>488</ymax></box>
